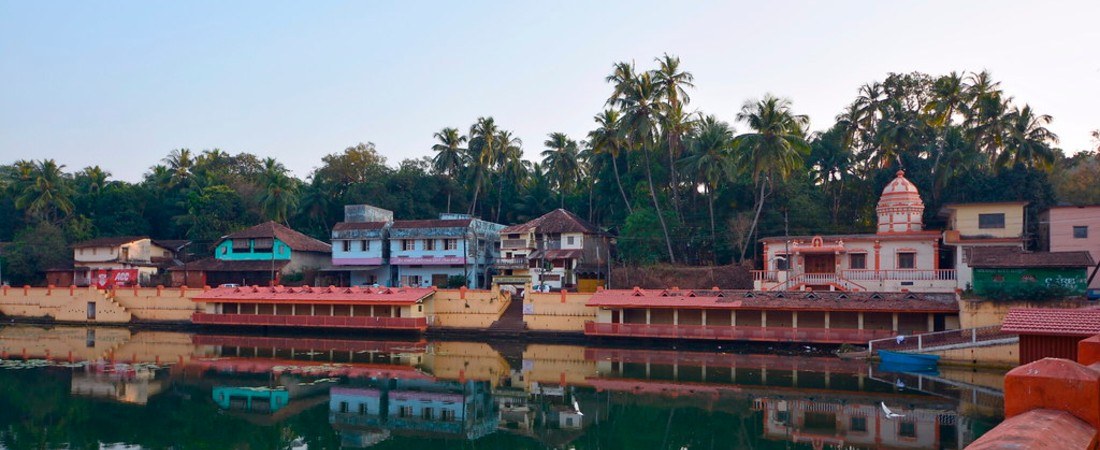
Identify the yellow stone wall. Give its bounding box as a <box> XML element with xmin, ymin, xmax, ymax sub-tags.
<box><xmin>930</xmin><ymin>341</ymin><xmax>1019</xmax><ymax>368</ymax></box>
<box><xmin>427</xmin><ymin>288</ymin><xmax>511</xmax><ymax>328</ymax></box>
<box><xmin>524</xmin><ymin>291</ymin><xmax>596</xmax><ymax>332</ymax></box>
<box><xmin>958</xmin><ymin>298</ymin><xmax>1089</xmax><ymax>328</ymax></box>
<box><xmin>111</xmin><ymin>287</ymin><xmax>202</xmax><ymax>321</ymax></box>
<box><xmin>0</xmin><ymin>286</ymin><xmax>132</xmax><ymax>323</ymax></box>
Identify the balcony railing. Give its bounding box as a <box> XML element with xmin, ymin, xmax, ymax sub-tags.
<box><xmin>192</xmin><ymin>313</ymin><xmax>427</xmax><ymax>330</ymax></box>
<box><xmin>839</xmin><ymin>269</ymin><xmax>956</xmax><ymax>281</ymax></box>
<box><xmin>502</xmin><ymin>239</ymin><xmax>530</xmax><ymax>249</ymax></box>
<box><xmin>751</xmin><ymin>270</ymin><xmax>780</xmax><ymax>282</ymax></box>
<box><xmin>584</xmin><ymin>322</ymin><xmax>895</xmax><ymax>344</ymax></box>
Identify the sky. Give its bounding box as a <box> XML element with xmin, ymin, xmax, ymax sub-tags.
<box><xmin>1</xmin><ymin>1</ymin><xmax>1098</xmax><ymax>182</ymax></box>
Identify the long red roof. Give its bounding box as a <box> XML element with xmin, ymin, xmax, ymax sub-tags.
<box><xmin>192</xmin><ymin>285</ymin><xmax>435</xmax><ymax>305</ymax></box>
<box><xmin>1001</xmin><ymin>308</ymin><xmax>1100</xmax><ymax>336</ymax></box>
<box><xmin>584</xmin><ymin>288</ymin><xmax>958</xmax><ymax>312</ymax></box>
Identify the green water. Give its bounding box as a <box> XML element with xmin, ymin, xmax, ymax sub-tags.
<box><xmin>0</xmin><ymin>325</ymin><xmax>1002</xmax><ymax>449</ymax></box>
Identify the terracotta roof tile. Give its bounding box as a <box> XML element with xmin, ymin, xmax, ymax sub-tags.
<box><xmin>585</xmin><ymin>289</ymin><xmax>958</xmax><ymax>312</ymax></box>
<box><xmin>72</xmin><ymin>236</ymin><xmax>147</xmax><ymax>248</ymax></box>
<box><xmin>1001</xmin><ymin>308</ymin><xmax>1100</xmax><ymax>336</ymax></box>
<box><xmin>501</xmin><ymin>209</ymin><xmax>607</xmax><ymax>235</ymax></box>
<box><xmin>224</xmin><ymin>222</ymin><xmax>331</xmax><ymax>253</ymax></box>
<box><xmin>193</xmin><ymin>285</ymin><xmax>435</xmax><ymax>305</ymax></box>
<box><xmin>969</xmin><ymin>247</ymin><xmax>1095</xmax><ymax>268</ymax></box>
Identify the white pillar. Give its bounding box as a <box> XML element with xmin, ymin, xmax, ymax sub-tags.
<box><xmin>928</xmin><ymin>314</ymin><xmax>935</xmax><ymax>332</ymax></box>
<box><xmin>701</xmin><ymin>310</ymin><xmax>708</xmax><ymax>327</ymax></box>
<box><xmin>673</xmin><ymin>309</ymin><xmax>679</xmax><ymax>326</ymax></box>
<box><xmin>858</xmin><ymin>312</ymin><xmax>864</xmax><ymax>330</ymax></box>
<box><xmin>792</xmin><ymin>311</ymin><xmax>799</xmax><ymax>329</ymax></box>
<box><xmin>761</xmin><ymin>310</ymin><xmax>768</xmax><ymax>328</ymax></box>
<box><xmin>892</xmin><ymin>313</ymin><xmax>899</xmax><ymax>332</ymax></box>
<box><xmin>646</xmin><ymin>309</ymin><xmax>651</xmax><ymax>325</ymax></box>
<box><xmin>825</xmin><ymin>311</ymin><xmax>831</xmax><ymax>329</ymax></box>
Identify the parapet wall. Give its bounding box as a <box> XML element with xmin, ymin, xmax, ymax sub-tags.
<box><xmin>428</xmin><ymin>287</ymin><xmax>511</xmax><ymax>328</ymax></box>
<box><xmin>0</xmin><ymin>285</ymin><xmax>132</xmax><ymax>323</ymax></box>
<box><xmin>524</xmin><ymin>291</ymin><xmax>596</xmax><ymax>332</ymax></box>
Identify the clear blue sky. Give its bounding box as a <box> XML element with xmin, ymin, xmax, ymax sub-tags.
<box><xmin>2</xmin><ymin>1</ymin><xmax>1098</xmax><ymax>182</ymax></box>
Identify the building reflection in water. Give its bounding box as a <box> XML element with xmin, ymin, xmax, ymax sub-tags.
<box><xmin>0</xmin><ymin>325</ymin><xmax>1002</xmax><ymax>449</ymax></box>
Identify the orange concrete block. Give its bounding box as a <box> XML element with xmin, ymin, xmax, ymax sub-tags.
<box><xmin>967</xmin><ymin>409</ymin><xmax>1098</xmax><ymax>450</ymax></box>
<box><xmin>1080</xmin><ymin>335</ymin><xmax>1100</xmax><ymax>366</ymax></box>
<box><xmin>1005</xmin><ymin>358</ymin><xmax>1100</xmax><ymax>430</ymax></box>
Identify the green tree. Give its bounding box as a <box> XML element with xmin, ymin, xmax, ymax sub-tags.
<box><xmin>430</xmin><ymin>127</ymin><xmax>467</xmax><ymax>212</ymax></box>
<box><xmin>258</xmin><ymin>158</ymin><xmax>299</xmax><ymax>224</ymax></box>
<box><xmin>680</xmin><ymin>115</ymin><xmax>735</xmax><ymax>263</ymax></box>
<box><xmin>466</xmin><ymin>117</ymin><xmax>500</xmax><ymax>216</ymax></box>
<box><xmin>14</xmin><ymin>159</ymin><xmax>75</xmax><ymax>223</ymax></box>
<box><xmin>588</xmin><ymin>109</ymin><xmax>633</xmax><ymax>214</ymax></box>
<box><xmin>541</xmin><ymin>132</ymin><xmax>584</xmax><ymax>208</ymax></box>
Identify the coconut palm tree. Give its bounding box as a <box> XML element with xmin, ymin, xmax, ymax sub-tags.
<box><xmin>608</xmin><ymin>64</ymin><xmax>676</xmax><ymax>263</ymax></box>
<box><xmin>997</xmin><ymin>105</ymin><xmax>1059</xmax><ymax>171</ymax></box>
<box><xmin>680</xmin><ymin>115</ymin><xmax>734</xmax><ymax>263</ymax></box>
<box><xmin>653</xmin><ymin>54</ymin><xmax>695</xmax><ymax>217</ymax></box>
<box><xmin>15</xmin><ymin>159</ymin><xmax>75</xmax><ymax>223</ymax></box>
<box><xmin>732</xmin><ymin>94</ymin><xmax>810</xmax><ymax>261</ymax></box>
<box><xmin>162</xmin><ymin>148</ymin><xmax>193</xmax><ymax>188</ymax></box>
<box><xmin>431</xmin><ymin>127</ymin><xmax>468</xmax><ymax>212</ymax></box>
<box><xmin>258</xmin><ymin>158</ymin><xmax>299</xmax><ymax>224</ymax></box>
<box><xmin>466</xmin><ymin>117</ymin><xmax>500</xmax><ymax>216</ymax></box>
<box><xmin>494</xmin><ymin>130</ymin><xmax>524</xmax><ymax>222</ymax></box>
<box><xmin>541</xmin><ymin>132</ymin><xmax>584</xmax><ymax>208</ymax></box>
<box><xmin>587</xmin><ymin>109</ymin><xmax>633</xmax><ymax>214</ymax></box>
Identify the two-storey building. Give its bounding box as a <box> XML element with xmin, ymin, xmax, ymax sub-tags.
<box><xmin>170</xmin><ymin>221</ymin><xmax>331</xmax><ymax>287</ymax></box>
<box><xmin>755</xmin><ymin>171</ymin><xmax>954</xmax><ymax>292</ymax></box>
<box><xmin>388</xmin><ymin>214</ymin><xmax>504</xmax><ymax>289</ymax></box>
<box><xmin>54</xmin><ymin>237</ymin><xmax>186</xmax><ymax>287</ymax></box>
<box><xmin>939</xmin><ymin>201</ymin><xmax>1028</xmax><ymax>290</ymax></box>
<box><xmin>494</xmin><ymin>209</ymin><xmax>612</xmax><ymax>292</ymax></box>
<box><xmin>330</xmin><ymin>204</ymin><xmax>394</xmax><ymax>286</ymax></box>
<box><xmin>1041</xmin><ymin>205</ymin><xmax>1100</xmax><ymax>289</ymax></box>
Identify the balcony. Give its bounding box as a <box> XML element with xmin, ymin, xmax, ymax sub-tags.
<box><xmin>502</xmin><ymin>239</ymin><xmax>531</xmax><ymax>249</ymax></box>
<box><xmin>192</xmin><ymin>313</ymin><xmax>427</xmax><ymax>331</ymax></box>
<box><xmin>492</xmin><ymin>257</ymin><xmax>529</xmax><ymax>269</ymax></box>
<box><xmin>839</xmin><ymin>269</ymin><xmax>956</xmax><ymax>281</ymax></box>
<box><xmin>583</xmin><ymin>322</ymin><xmax>895</xmax><ymax>344</ymax></box>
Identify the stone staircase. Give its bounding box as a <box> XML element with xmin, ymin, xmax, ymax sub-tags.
<box><xmin>487</xmin><ymin>297</ymin><xmax>527</xmax><ymax>334</ymax></box>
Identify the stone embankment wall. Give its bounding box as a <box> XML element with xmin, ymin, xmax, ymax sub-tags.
<box><xmin>931</xmin><ymin>342</ymin><xmax>1019</xmax><ymax>368</ymax></box>
<box><xmin>524</xmin><ymin>291</ymin><xmax>596</xmax><ymax>332</ymax></box>
<box><xmin>0</xmin><ymin>285</ymin><xmax>132</xmax><ymax>323</ymax></box>
<box><xmin>427</xmin><ymin>287</ymin><xmax>510</xmax><ymax>328</ymax></box>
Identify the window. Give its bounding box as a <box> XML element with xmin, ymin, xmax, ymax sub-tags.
<box><xmin>899</xmin><ymin>421</ymin><xmax>916</xmax><ymax>438</ymax></box>
<box><xmin>441</xmin><ymin>409</ymin><xmax>456</xmax><ymax>422</ymax></box>
<box><xmin>445</xmin><ymin>239</ymin><xmax>458</xmax><ymax>250</ymax></box>
<box><xmin>850</xmin><ymin>253</ymin><xmax>867</xmax><ymax>270</ymax></box>
<box><xmin>567</xmin><ymin>236</ymin><xmax>575</xmax><ymax>245</ymax></box>
<box><xmin>79</xmin><ymin>248</ymin><xmax>85</xmax><ymax>256</ymax></box>
<box><xmin>422</xmin><ymin>407</ymin><xmax>434</xmax><ymax>420</ymax></box>
<box><xmin>775</xmin><ymin>255</ymin><xmax>789</xmax><ymax>271</ymax></box>
<box><xmin>897</xmin><ymin>252</ymin><xmax>916</xmax><ymax>269</ymax></box>
<box><xmin>1074</xmin><ymin>226</ymin><xmax>1089</xmax><ymax>239</ymax></box>
<box><xmin>358</xmin><ymin>403</ymin><xmax>368</xmax><ymax>415</ymax></box>
<box><xmin>850</xmin><ymin>416</ymin><xmax>867</xmax><ymax>432</ymax></box>
<box><xmin>254</xmin><ymin>238</ymin><xmax>274</xmax><ymax>251</ymax></box>
<box><xmin>362</xmin><ymin>240</ymin><xmax>369</xmax><ymax>251</ymax></box>
<box><xmin>342</xmin><ymin>240</ymin><xmax>351</xmax><ymax>252</ymax></box>
<box><xmin>399</xmin><ymin>406</ymin><xmax>413</xmax><ymax>418</ymax></box>
<box><xmin>232</xmin><ymin>239</ymin><xmax>250</xmax><ymax>251</ymax></box>
<box><xmin>978</xmin><ymin>213</ymin><xmax>1005</xmax><ymax>229</ymax></box>
<box><xmin>424</xmin><ymin>239</ymin><xmax>435</xmax><ymax>251</ymax></box>
<box><xmin>339</xmin><ymin>402</ymin><xmax>349</xmax><ymax>413</ymax></box>
<box><xmin>402</xmin><ymin>240</ymin><xmax>415</xmax><ymax>251</ymax></box>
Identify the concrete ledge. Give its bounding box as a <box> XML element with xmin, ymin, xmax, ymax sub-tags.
<box><xmin>967</xmin><ymin>409</ymin><xmax>1098</xmax><ymax>450</ymax></box>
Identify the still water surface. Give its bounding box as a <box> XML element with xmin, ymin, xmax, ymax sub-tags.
<box><xmin>0</xmin><ymin>325</ymin><xmax>1003</xmax><ymax>449</ymax></box>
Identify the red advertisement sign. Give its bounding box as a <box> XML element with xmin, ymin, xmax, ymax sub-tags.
<box><xmin>94</xmin><ymin>269</ymin><xmax>139</xmax><ymax>289</ymax></box>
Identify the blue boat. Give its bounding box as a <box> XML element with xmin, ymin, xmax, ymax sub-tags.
<box><xmin>877</xmin><ymin>349</ymin><xmax>940</xmax><ymax>369</ymax></box>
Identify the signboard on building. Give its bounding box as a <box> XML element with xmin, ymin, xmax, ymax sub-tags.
<box><xmin>94</xmin><ymin>269</ymin><xmax>139</xmax><ymax>289</ymax></box>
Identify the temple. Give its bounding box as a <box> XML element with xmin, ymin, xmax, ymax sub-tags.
<box><xmin>754</xmin><ymin>170</ymin><xmax>955</xmax><ymax>292</ymax></box>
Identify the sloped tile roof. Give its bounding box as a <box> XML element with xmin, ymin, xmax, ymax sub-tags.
<box><xmin>151</xmin><ymin>239</ymin><xmax>191</xmax><ymax>251</ymax></box>
<box><xmin>585</xmin><ymin>288</ymin><xmax>958</xmax><ymax>312</ymax></box>
<box><xmin>501</xmin><ymin>209</ymin><xmax>607</xmax><ymax>235</ymax></box>
<box><xmin>1001</xmin><ymin>308</ymin><xmax>1100</xmax><ymax>336</ymax></box>
<box><xmin>969</xmin><ymin>247</ymin><xmax>1095</xmax><ymax>268</ymax></box>
<box><xmin>167</xmin><ymin>257</ymin><xmax>290</xmax><ymax>272</ymax></box>
<box><xmin>193</xmin><ymin>285</ymin><xmax>435</xmax><ymax>305</ymax></box>
<box><xmin>224</xmin><ymin>222</ymin><xmax>331</xmax><ymax>253</ymax></box>
<box><xmin>72</xmin><ymin>236</ymin><xmax>147</xmax><ymax>248</ymax></box>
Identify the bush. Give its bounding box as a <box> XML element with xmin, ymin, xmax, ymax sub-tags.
<box><xmin>446</xmin><ymin>275</ymin><xmax>468</xmax><ymax>288</ymax></box>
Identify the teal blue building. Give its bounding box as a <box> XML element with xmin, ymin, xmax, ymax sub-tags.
<box><xmin>169</xmin><ymin>222</ymin><xmax>331</xmax><ymax>287</ymax></box>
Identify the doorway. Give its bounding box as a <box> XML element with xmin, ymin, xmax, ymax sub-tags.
<box><xmin>804</xmin><ymin>254</ymin><xmax>835</xmax><ymax>273</ymax></box>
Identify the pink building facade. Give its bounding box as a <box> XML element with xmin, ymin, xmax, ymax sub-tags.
<box><xmin>1042</xmin><ymin>205</ymin><xmax>1100</xmax><ymax>289</ymax></box>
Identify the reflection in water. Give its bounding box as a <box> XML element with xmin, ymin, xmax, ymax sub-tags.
<box><xmin>0</xmin><ymin>325</ymin><xmax>1004</xmax><ymax>449</ymax></box>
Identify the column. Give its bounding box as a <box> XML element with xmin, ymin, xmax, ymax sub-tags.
<box><xmin>928</xmin><ymin>314</ymin><xmax>935</xmax><ymax>332</ymax></box>
<box><xmin>701</xmin><ymin>310</ymin><xmax>708</xmax><ymax>327</ymax></box>
<box><xmin>792</xmin><ymin>311</ymin><xmax>798</xmax><ymax>329</ymax></box>
<box><xmin>761</xmin><ymin>310</ymin><xmax>768</xmax><ymax>328</ymax></box>
<box><xmin>858</xmin><ymin>312</ymin><xmax>864</xmax><ymax>330</ymax></box>
<box><xmin>824</xmin><ymin>311</ymin><xmax>831</xmax><ymax>329</ymax></box>
<box><xmin>673</xmin><ymin>309</ymin><xmax>679</xmax><ymax>326</ymax></box>
<box><xmin>731</xmin><ymin>310</ymin><xmax>737</xmax><ymax>327</ymax></box>
<box><xmin>646</xmin><ymin>309</ymin><xmax>651</xmax><ymax>325</ymax></box>
<box><xmin>892</xmin><ymin>313</ymin><xmax>899</xmax><ymax>332</ymax></box>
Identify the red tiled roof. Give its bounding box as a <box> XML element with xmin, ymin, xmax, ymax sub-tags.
<box><xmin>151</xmin><ymin>239</ymin><xmax>191</xmax><ymax>251</ymax></box>
<box><xmin>585</xmin><ymin>288</ymin><xmax>958</xmax><ymax>312</ymax></box>
<box><xmin>192</xmin><ymin>285</ymin><xmax>435</xmax><ymax>305</ymax></box>
<box><xmin>1001</xmin><ymin>308</ymin><xmax>1100</xmax><ymax>336</ymax></box>
<box><xmin>759</xmin><ymin>231</ymin><xmax>941</xmax><ymax>243</ymax></box>
<box><xmin>333</xmin><ymin>222</ymin><xmax>387</xmax><ymax>231</ymax></box>
<box><xmin>530</xmin><ymin>249</ymin><xmax>583</xmax><ymax>260</ymax></box>
<box><xmin>501</xmin><ymin>209</ymin><xmax>607</xmax><ymax>235</ymax></box>
<box><xmin>969</xmin><ymin>247</ymin><xmax>1095</xmax><ymax>268</ymax></box>
<box><xmin>391</xmin><ymin>219</ymin><xmax>472</xmax><ymax>229</ymax></box>
<box><xmin>72</xmin><ymin>236</ymin><xmax>147</xmax><ymax>248</ymax></box>
<box><xmin>167</xmin><ymin>257</ymin><xmax>290</xmax><ymax>272</ymax></box>
<box><xmin>225</xmin><ymin>222</ymin><xmax>331</xmax><ymax>253</ymax></box>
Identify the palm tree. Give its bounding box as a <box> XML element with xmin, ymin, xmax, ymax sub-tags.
<box><xmin>680</xmin><ymin>115</ymin><xmax>734</xmax><ymax>263</ymax></box>
<box><xmin>608</xmin><ymin>63</ymin><xmax>676</xmax><ymax>263</ymax></box>
<box><xmin>431</xmin><ymin>127</ymin><xmax>468</xmax><ymax>212</ymax></box>
<box><xmin>162</xmin><ymin>148</ymin><xmax>193</xmax><ymax>188</ymax></box>
<box><xmin>494</xmin><ymin>130</ymin><xmax>524</xmax><ymax>222</ymax></box>
<box><xmin>653</xmin><ymin>54</ymin><xmax>695</xmax><ymax>218</ymax></box>
<box><xmin>15</xmin><ymin>159</ymin><xmax>75</xmax><ymax>223</ymax></box>
<box><xmin>809</xmin><ymin>126</ymin><xmax>854</xmax><ymax>225</ymax></box>
<box><xmin>541</xmin><ymin>132</ymin><xmax>583</xmax><ymax>208</ymax></box>
<box><xmin>924</xmin><ymin>71</ymin><xmax>967</xmax><ymax>127</ymax></box>
<box><xmin>732</xmin><ymin>94</ymin><xmax>810</xmax><ymax>261</ymax></box>
<box><xmin>258</xmin><ymin>158</ymin><xmax>299</xmax><ymax>224</ymax></box>
<box><xmin>467</xmin><ymin>117</ymin><xmax>501</xmax><ymax>216</ymax></box>
<box><xmin>587</xmin><ymin>109</ymin><xmax>633</xmax><ymax>214</ymax></box>
<box><xmin>997</xmin><ymin>105</ymin><xmax>1059</xmax><ymax>171</ymax></box>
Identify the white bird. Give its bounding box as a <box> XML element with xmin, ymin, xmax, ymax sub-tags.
<box><xmin>881</xmin><ymin>402</ymin><xmax>905</xmax><ymax>419</ymax></box>
<box><xmin>573</xmin><ymin>398</ymin><xmax>584</xmax><ymax>416</ymax></box>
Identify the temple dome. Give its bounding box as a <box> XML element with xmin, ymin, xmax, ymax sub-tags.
<box><xmin>876</xmin><ymin>170</ymin><xmax>925</xmax><ymax>233</ymax></box>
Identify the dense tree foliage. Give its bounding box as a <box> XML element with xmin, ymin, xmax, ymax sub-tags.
<box><xmin>1</xmin><ymin>57</ymin><xmax>1090</xmax><ymax>285</ymax></box>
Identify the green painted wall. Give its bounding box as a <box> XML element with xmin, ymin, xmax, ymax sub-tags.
<box><xmin>973</xmin><ymin>267</ymin><xmax>1088</xmax><ymax>296</ymax></box>
<box><xmin>214</xmin><ymin>238</ymin><xmax>292</xmax><ymax>261</ymax></box>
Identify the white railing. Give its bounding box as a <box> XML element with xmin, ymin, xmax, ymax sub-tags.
<box><xmin>840</xmin><ymin>269</ymin><xmax>956</xmax><ymax>282</ymax></box>
<box><xmin>868</xmin><ymin>325</ymin><xmax>1017</xmax><ymax>354</ymax></box>
<box><xmin>751</xmin><ymin>270</ymin><xmax>780</xmax><ymax>282</ymax></box>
